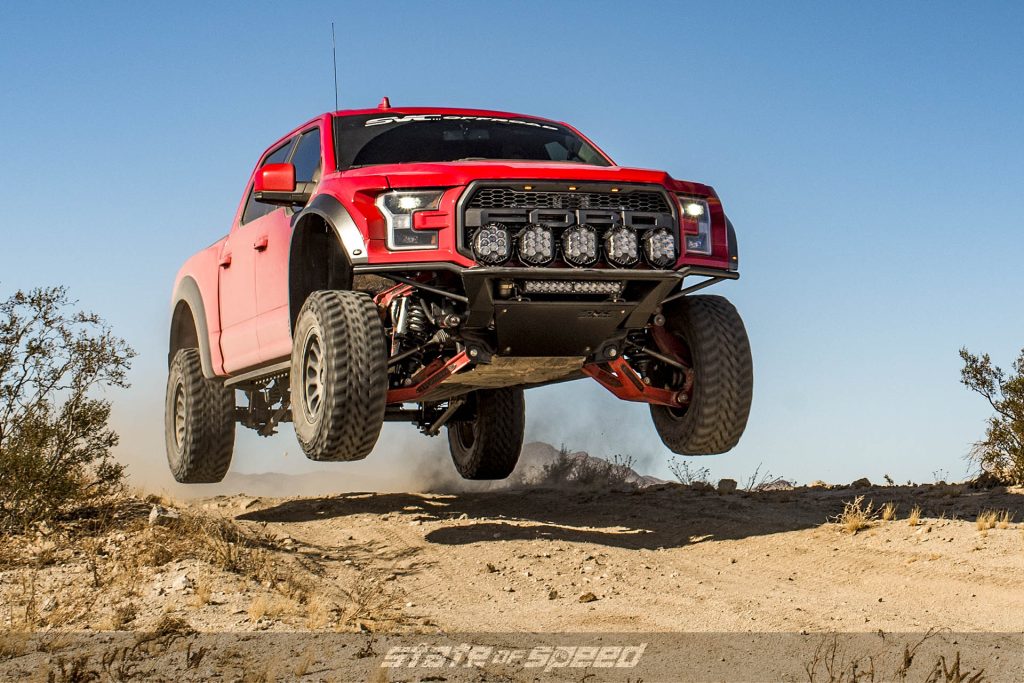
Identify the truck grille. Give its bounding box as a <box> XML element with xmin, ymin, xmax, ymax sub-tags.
<box><xmin>460</xmin><ymin>182</ymin><xmax>678</xmax><ymax>269</ymax></box>
<box><xmin>467</xmin><ymin>187</ymin><xmax>671</xmax><ymax>213</ymax></box>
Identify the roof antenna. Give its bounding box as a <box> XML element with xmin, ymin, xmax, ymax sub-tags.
<box><xmin>331</xmin><ymin>22</ymin><xmax>339</xmax><ymax>111</ymax></box>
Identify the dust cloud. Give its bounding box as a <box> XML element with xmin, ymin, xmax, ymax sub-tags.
<box><xmin>110</xmin><ymin>371</ymin><xmax>670</xmax><ymax>500</ymax></box>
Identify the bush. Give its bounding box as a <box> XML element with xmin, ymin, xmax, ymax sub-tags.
<box><xmin>537</xmin><ymin>446</ymin><xmax>637</xmax><ymax>489</ymax></box>
<box><xmin>959</xmin><ymin>346</ymin><xmax>1024</xmax><ymax>484</ymax></box>
<box><xmin>0</xmin><ymin>287</ymin><xmax>134</xmax><ymax>530</ymax></box>
<box><xmin>667</xmin><ymin>457</ymin><xmax>711</xmax><ymax>486</ymax></box>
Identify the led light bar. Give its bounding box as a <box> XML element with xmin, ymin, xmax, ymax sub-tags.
<box><xmin>521</xmin><ymin>280</ymin><xmax>624</xmax><ymax>296</ymax></box>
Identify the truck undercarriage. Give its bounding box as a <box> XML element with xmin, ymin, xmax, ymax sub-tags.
<box><xmin>227</xmin><ymin>264</ymin><xmax>737</xmax><ymax>440</ymax></box>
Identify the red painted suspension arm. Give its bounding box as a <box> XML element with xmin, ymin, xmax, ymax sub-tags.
<box><xmin>386</xmin><ymin>350</ymin><xmax>472</xmax><ymax>405</ymax></box>
<box><xmin>582</xmin><ymin>356</ymin><xmax>689</xmax><ymax>408</ymax></box>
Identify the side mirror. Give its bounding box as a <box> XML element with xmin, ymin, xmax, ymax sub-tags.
<box><xmin>254</xmin><ymin>163</ymin><xmax>313</xmax><ymax>205</ymax></box>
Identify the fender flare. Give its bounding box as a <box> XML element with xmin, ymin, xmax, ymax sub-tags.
<box><xmin>288</xmin><ymin>194</ymin><xmax>368</xmax><ymax>327</ymax></box>
<box><xmin>170</xmin><ymin>276</ymin><xmax>216</xmax><ymax>379</ymax></box>
<box><xmin>726</xmin><ymin>217</ymin><xmax>739</xmax><ymax>272</ymax></box>
<box><xmin>294</xmin><ymin>194</ymin><xmax>368</xmax><ymax>267</ymax></box>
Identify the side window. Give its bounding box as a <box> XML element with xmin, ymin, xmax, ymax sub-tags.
<box><xmin>241</xmin><ymin>138</ymin><xmax>295</xmax><ymax>225</ymax></box>
<box><xmin>265</xmin><ymin>142</ymin><xmax>293</xmax><ymax>166</ymax></box>
<box><xmin>291</xmin><ymin>129</ymin><xmax>322</xmax><ymax>184</ymax></box>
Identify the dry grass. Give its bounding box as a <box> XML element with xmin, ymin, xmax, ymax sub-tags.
<box><xmin>190</xmin><ymin>580</ymin><xmax>213</xmax><ymax>608</ymax></box>
<box><xmin>976</xmin><ymin>510</ymin><xmax>998</xmax><ymax>531</ymax></box>
<box><xmin>908</xmin><ymin>505</ymin><xmax>923</xmax><ymax>527</ymax></box>
<box><xmin>336</xmin><ymin>571</ymin><xmax>404</xmax><ymax>631</ymax></box>
<box><xmin>0</xmin><ymin>492</ymin><xmax>350</xmax><ymax>634</ymax></box>
<box><xmin>305</xmin><ymin>591</ymin><xmax>332</xmax><ymax>629</ymax></box>
<box><xmin>881</xmin><ymin>501</ymin><xmax>898</xmax><ymax>522</ymax></box>
<box><xmin>805</xmin><ymin>632</ymin><xmax>986</xmax><ymax>682</ymax></box>
<box><xmin>835</xmin><ymin>496</ymin><xmax>876</xmax><ymax>534</ymax></box>
<box><xmin>998</xmin><ymin>510</ymin><xmax>1013</xmax><ymax>529</ymax></box>
<box><xmin>247</xmin><ymin>594</ymin><xmax>289</xmax><ymax>624</ymax></box>
<box><xmin>248</xmin><ymin>595</ymin><xmax>269</xmax><ymax>623</ymax></box>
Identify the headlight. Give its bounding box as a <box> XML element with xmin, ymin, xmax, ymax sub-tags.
<box><xmin>561</xmin><ymin>224</ymin><xmax>599</xmax><ymax>267</ymax></box>
<box><xmin>471</xmin><ymin>223</ymin><xmax>512</xmax><ymax>265</ymax></box>
<box><xmin>376</xmin><ymin>190</ymin><xmax>444</xmax><ymax>250</ymax></box>
<box><xmin>677</xmin><ymin>197</ymin><xmax>711</xmax><ymax>255</ymax></box>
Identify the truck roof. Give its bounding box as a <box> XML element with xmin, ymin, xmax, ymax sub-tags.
<box><xmin>326</xmin><ymin>106</ymin><xmax>563</xmax><ymax>125</ymax></box>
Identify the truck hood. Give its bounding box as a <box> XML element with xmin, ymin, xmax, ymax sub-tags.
<box><xmin>338</xmin><ymin>161</ymin><xmax>713</xmax><ymax>195</ymax></box>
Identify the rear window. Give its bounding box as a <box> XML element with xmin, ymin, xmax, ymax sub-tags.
<box><xmin>334</xmin><ymin>113</ymin><xmax>610</xmax><ymax>170</ymax></box>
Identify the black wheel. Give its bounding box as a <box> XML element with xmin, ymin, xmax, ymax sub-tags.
<box><xmin>650</xmin><ymin>295</ymin><xmax>753</xmax><ymax>455</ymax></box>
<box><xmin>164</xmin><ymin>348</ymin><xmax>235</xmax><ymax>483</ymax></box>
<box><xmin>446</xmin><ymin>388</ymin><xmax>526</xmax><ymax>480</ymax></box>
<box><xmin>290</xmin><ymin>290</ymin><xmax>388</xmax><ymax>461</ymax></box>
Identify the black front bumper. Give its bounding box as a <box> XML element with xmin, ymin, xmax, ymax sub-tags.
<box><xmin>354</xmin><ymin>263</ymin><xmax>737</xmax><ymax>360</ymax></box>
<box><xmin>459</xmin><ymin>267</ymin><xmax>675</xmax><ymax>357</ymax></box>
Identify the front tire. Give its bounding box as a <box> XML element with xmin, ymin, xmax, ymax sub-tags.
<box><xmin>164</xmin><ymin>348</ymin><xmax>235</xmax><ymax>483</ymax></box>
<box><xmin>650</xmin><ymin>295</ymin><xmax>753</xmax><ymax>455</ymax></box>
<box><xmin>447</xmin><ymin>388</ymin><xmax>525</xmax><ymax>480</ymax></box>
<box><xmin>290</xmin><ymin>290</ymin><xmax>388</xmax><ymax>462</ymax></box>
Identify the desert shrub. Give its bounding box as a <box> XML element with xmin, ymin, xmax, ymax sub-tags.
<box><xmin>538</xmin><ymin>446</ymin><xmax>637</xmax><ymax>489</ymax></box>
<box><xmin>959</xmin><ymin>347</ymin><xmax>1024</xmax><ymax>484</ymax></box>
<box><xmin>0</xmin><ymin>287</ymin><xmax>134</xmax><ymax>530</ymax></box>
<box><xmin>538</xmin><ymin>445</ymin><xmax>578</xmax><ymax>485</ymax></box>
<box><xmin>575</xmin><ymin>453</ymin><xmax>636</xmax><ymax>488</ymax></box>
<box><xmin>907</xmin><ymin>505</ymin><xmax>922</xmax><ymax>527</ymax></box>
<box><xmin>835</xmin><ymin>495</ymin><xmax>876</xmax><ymax>534</ymax></box>
<box><xmin>742</xmin><ymin>463</ymin><xmax>785</xmax><ymax>492</ymax></box>
<box><xmin>667</xmin><ymin>457</ymin><xmax>710</xmax><ymax>485</ymax></box>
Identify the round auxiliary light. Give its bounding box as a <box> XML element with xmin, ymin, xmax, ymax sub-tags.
<box><xmin>561</xmin><ymin>224</ymin><xmax>600</xmax><ymax>268</ymax></box>
<box><xmin>642</xmin><ymin>228</ymin><xmax>677</xmax><ymax>268</ymax></box>
<box><xmin>517</xmin><ymin>223</ymin><xmax>555</xmax><ymax>266</ymax></box>
<box><xmin>603</xmin><ymin>226</ymin><xmax>640</xmax><ymax>267</ymax></box>
<box><xmin>471</xmin><ymin>222</ymin><xmax>512</xmax><ymax>265</ymax></box>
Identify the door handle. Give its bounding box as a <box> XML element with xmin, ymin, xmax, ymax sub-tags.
<box><xmin>253</xmin><ymin>235</ymin><xmax>269</xmax><ymax>251</ymax></box>
<box><xmin>219</xmin><ymin>253</ymin><xmax>232</xmax><ymax>268</ymax></box>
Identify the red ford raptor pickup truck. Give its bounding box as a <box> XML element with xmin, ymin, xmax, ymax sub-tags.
<box><xmin>165</xmin><ymin>102</ymin><xmax>753</xmax><ymax>483</ymax></box>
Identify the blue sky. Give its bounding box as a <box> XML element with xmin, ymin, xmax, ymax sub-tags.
<box><xmin>2</xmin><ymin>1</ymin><xmax>1022</xmax><ymax>489</ymax></box>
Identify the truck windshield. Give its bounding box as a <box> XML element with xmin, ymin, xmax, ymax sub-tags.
<box><xmin>334</xmin><ymin>113</ymin><xmax>611</xmax><ymax>169</ymax></box>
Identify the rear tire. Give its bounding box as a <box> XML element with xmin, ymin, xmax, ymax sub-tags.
<box><xmin>164</xmin><ymin>348</ymin><xmax>235</xmax><ymax>483</ymax></box>
<box><xmin>650</xmin><ymin>295</ymin><xmax>753</xmax><ymax>455</ymax></box>
<box><xmin>447</xmin><ymin>388</ymin><xmax>525</xmax><ymax>480</ymax></box>
<box><xmin>290</xmin><ymin>290</ymin><xmax>388</xmax><ymax>462</ymax></box>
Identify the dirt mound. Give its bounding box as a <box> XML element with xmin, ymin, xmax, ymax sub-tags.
<box><xmin>2</xmin><ymin>481</ymin><xmax>1022</xmax><ymax>678</ymax></box>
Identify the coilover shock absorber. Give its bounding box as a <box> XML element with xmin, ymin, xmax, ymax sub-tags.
<box><xmin>406</xmin><ymin>301</ymin><xmax>430</xmax><ymax>343</ymax></box>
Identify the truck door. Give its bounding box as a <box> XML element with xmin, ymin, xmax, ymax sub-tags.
<box><xmin>218</xmin><ymin>137</ymin><xmax>295</xmax><ymax>374</ymax></box>
<box><xmin>255</xmin><ymin>126</ymin><xmax>323</xmax><ymax>363</ymax></box>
